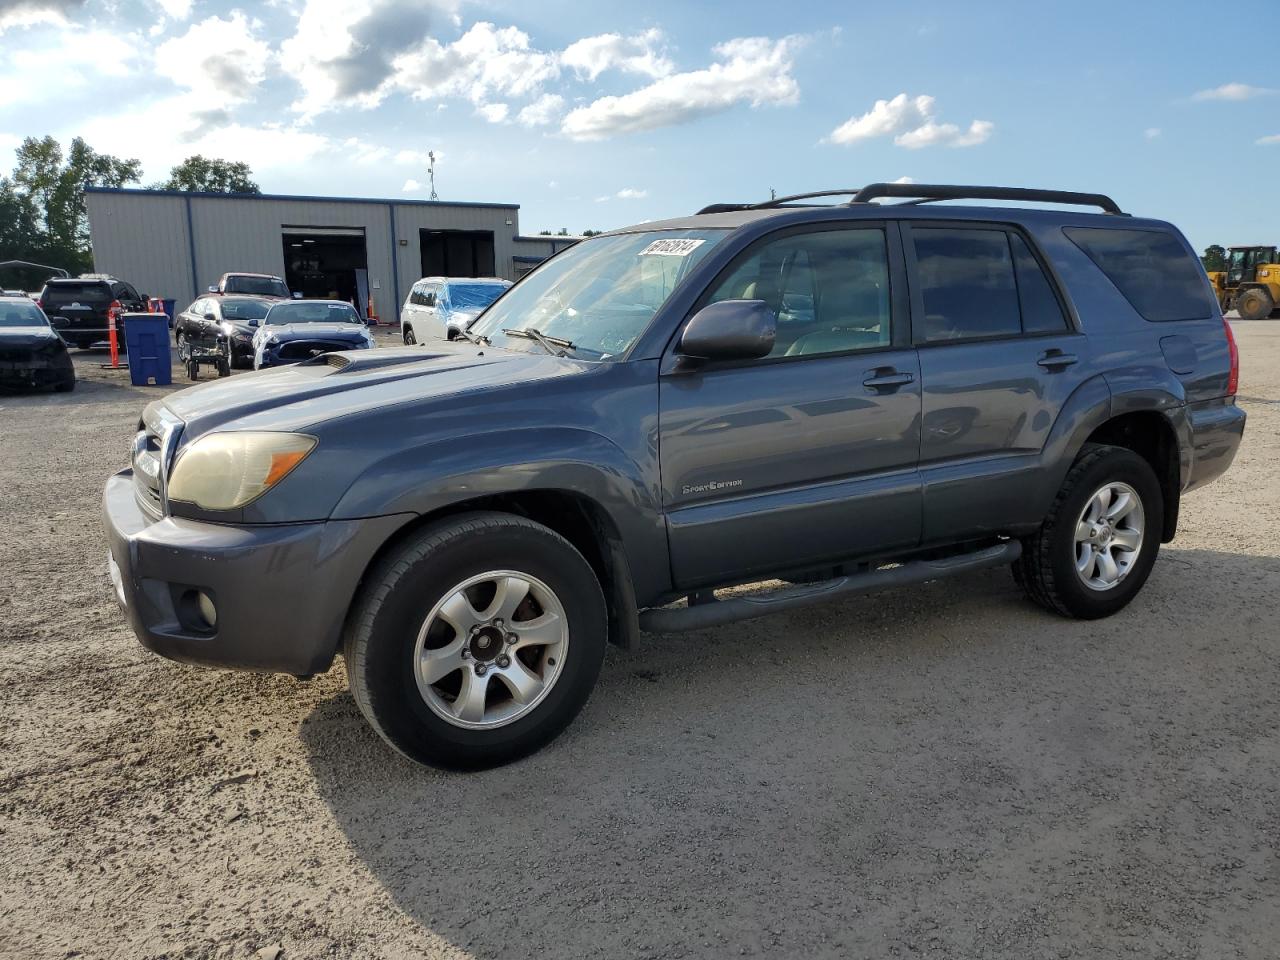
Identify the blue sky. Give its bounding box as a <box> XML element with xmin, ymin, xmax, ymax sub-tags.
<box><xmin>1</xmin><ymin>0</ymin><xmax>1277</xmax><ymax>249</ymax></box>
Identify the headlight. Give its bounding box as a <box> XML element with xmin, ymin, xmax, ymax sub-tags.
<box><xmin>167</xmin><ymin>432</ymin><xmax>316</xmax><ymax>510</ymax></box>
<box><xmin>220</xmin><ymin>321</ymin><xmax>235</xmax><ymax>335</ymax></box>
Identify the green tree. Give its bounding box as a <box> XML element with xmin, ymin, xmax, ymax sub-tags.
<box><xmin>3</xmin><ymin>136</ymin><xmax>141</xmax><ymax>278</ymax></box>
<box><xmin>1202</xmin><ymin>244</ymin><xmax>1227</xmax><ymax>272</ymax></box>
<box><xmin>159</xmin><ymin>155</ymin><xmax>260</xmax><ymax>194</ymax></box>
<box><xmin>581</xmin><ymin>229</ymin><xmax>602</xmax><ymax>237</ymax></box>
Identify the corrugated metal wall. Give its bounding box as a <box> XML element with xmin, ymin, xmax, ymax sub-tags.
<box><xmin>85</xmin><ymin>189</ymin><xmax>536</xmax><ymax>323</ymax></box>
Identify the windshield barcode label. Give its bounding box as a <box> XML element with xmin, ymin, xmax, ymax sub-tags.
<box><xmin>639</xmin><ymin>238</ymin><xmax>706</xmax><ymax>257</ymax></box>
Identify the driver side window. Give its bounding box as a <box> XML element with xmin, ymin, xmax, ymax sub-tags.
<box><xmin>705</xmin><ymin>228</ymin><xmax>892</xmax><ymax>359</ymax></box>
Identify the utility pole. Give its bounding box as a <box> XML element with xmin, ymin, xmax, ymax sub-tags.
<box><xmin>770</xmin><ymin>187</ymin><xmax>776</xmax><ymax>201</ymax></box>
<box><xmin>428</xmin><ymin>151</ymin><xmax>438</xmax><ymax>201</ymax></box>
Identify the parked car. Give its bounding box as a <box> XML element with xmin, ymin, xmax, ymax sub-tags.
<box><xmin>175</xmin><ymin>296</ymin><xmax>274</xmax><ymax>369</ymax></box>
<box><xmin>210</xmin><ymin>273</ymin><xmax>292</xmax><ymax>299</ymax></box>
<box><xmin>0</xmin><ymin>296</ymin><xmax>75</xmax><ymax>391</ymax></box>
<box><xmin>38</xmin><ymin>274</ymin><xmax>146</xmax><ymax>349</ymax></box>
<box><xmin>104</xmin><ymin>183</ymin><xmax>1245</xmax><ymax>770</ymax></box>
<box><xmin>251</xmin><ymin>299</ymin><xmax>373</xmax><ymax>369</ymax></box>
<box><xmin>400</xmin><ymin>276</ymin><xmax>511</xmax><ymax>344</ymax></box>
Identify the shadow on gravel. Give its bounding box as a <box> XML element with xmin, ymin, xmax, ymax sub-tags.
<box><xmin>300</xmin><ymin>549</ymin><xmax>1280</xmax><ymax>958</ymax></box>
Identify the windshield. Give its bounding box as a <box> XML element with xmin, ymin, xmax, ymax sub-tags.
<box><xmin>226</xmin><ymin>276</ymin><xmax>288</xmax><ymax>297</ymax></box>
<box><xmin>445</xmin><ymin>282</ymin><xmax>509</xmax><ymax>312</ymax></box>
<box><xmin>221</xmin><ymin>298</ymin><xmax>272</xmax><ymax>321</ymax></box>
<box><xmin>265</xmin><ymin>301</ymin><xmax>362</xmax><ymax>325</ymax></box>
<box><xmin>469</xmin><ymin>230</ymin><xmax>727</xmax><ymax>360</ymax></box>
<box><xmin>0</xmin><ymin>301</ymin><xmax>48</xmax><ymax>327</ymax></box>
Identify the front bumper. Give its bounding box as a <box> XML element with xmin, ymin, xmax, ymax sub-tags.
<box><xmin>259</xmin><ymin>338</ymin><xmax>369</xmax><ymax>368</ymax></box>
<box><xmin>103</xmin><ymin>470</ymin><xmax>410</xmax><ymax>675</ymax></box>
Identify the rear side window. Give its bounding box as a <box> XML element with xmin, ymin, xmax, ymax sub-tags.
<box><xmin>1064</xmin><ymin>227</ymin><xmax>1216</xmax><ymax>322</ymax></box>
<box><xmin>912</xmin><ymin>228</ymin><xmax>1021</xmax><ymax>341</ymax></box>
<box><xmin>1011</xmin><ymin>234</ymin><xmax>1068</xmax><ymax>333</ymax></box>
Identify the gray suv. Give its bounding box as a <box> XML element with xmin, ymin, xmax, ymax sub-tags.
<box><xmin>102</xmin><ymin>184</ymin><xmax>1245</xmax><ymax>769</ymax></box>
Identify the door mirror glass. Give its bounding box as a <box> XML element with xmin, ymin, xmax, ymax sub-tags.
<box><xmin>679</xmin><ymin>300</ymin><xmax>776</xmax><ymax>361</ymax></box>
<box><xmin>248</xmin><ymin>318</ymin><xmax>259</xmax><ymax>328</ymax></box>
<box><xmin>207</xmin><ymin>285</ymin><xmax>217</xmax><ymax>293</ymax></box>
<box><xmin>203</xmin><ymin>312</ymin><xmax>217</xmax><ymax>322</ymax></box>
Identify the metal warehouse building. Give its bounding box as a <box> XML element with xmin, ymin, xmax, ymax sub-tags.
<box><xmin>84</xmin><ymin>187</ymin><xmax>576</xmax><ymax>323</ymax></box>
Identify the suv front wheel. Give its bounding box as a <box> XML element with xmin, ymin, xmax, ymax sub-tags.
<box><xmin>1014</xmin><ymin>443</ymin><xmax>1163</xmax><ymax>619</ymax></box>
<box><xmin>344</xmin><ymin>512</ymin><xmax>607</xmax><ymax>769</ymax></box>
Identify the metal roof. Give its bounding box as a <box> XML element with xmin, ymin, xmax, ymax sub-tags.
<box><xmin>84</xmin><ymin>186</ymin><xmax>520</xmax><ymax>210</ymax></box>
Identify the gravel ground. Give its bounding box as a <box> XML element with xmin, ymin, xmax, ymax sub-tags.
<box><xmin>1</xmin><ymin>323</ymin><xmax>1277</xmax><ymax>960</ymax></box>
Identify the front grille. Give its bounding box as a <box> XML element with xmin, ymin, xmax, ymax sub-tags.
<box><xmin>131</xmin><ymin>403</ymin><xmax>182</xmax><ymax>519</ymax></box>
<box><xmin>278</xmin><ymin>340</ymin><xmax>351</xmax><ymax>361</ymax></box>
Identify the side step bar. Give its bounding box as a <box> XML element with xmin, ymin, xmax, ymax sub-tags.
<box><xmin>637</xmin><ymin>541</ymin><xmax>1022</xmax><ymax>634</ymax></box>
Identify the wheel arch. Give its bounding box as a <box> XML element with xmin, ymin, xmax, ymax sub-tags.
<box><xmin>1082</xmin><ymin>410</ymin><xmax>1183</xmax><ymax>543</ymax></box>
<box><xmin>342</xmin><ymin>487</ymin><xmax>642</xmax><ymax>656</ymax></box>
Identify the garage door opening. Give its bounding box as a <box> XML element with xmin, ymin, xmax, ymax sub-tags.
<box><xmin>420</xmin><ymin>229</ymin><xmax>495</xmax><ymax>278</ymax></box>
<box><xmin>282</xmin><ymin>228</ymin><xmax>369</xmax><ymax>312</ymax></box>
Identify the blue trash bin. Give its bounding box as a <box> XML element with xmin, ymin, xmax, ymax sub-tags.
<box><xmin>161</xmin><ymin>299</ymin><xmax>176</xmax><ymax>326</ymax></box>
<box><xmin>121</xmin><ymin>312</ymin><xmax>172</xmax><ymax>386</ymax></box>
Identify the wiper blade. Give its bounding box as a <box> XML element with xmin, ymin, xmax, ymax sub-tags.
<box><xmin>502</xmin><ymin>326</ymin><xmax>573</xmax><ymax>357</ymax></box>
<box><xmin>457</xmin><ymin>326</ymin><xmax>489</xmax><ymax>345</ymax></box>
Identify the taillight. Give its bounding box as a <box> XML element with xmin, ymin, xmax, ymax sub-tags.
<box><xmin>1223</xmin><ymin>315</ymin><xmax>1239</xmax><ymax>397</ymax></box>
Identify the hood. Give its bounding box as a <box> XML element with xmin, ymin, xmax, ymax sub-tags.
<box><xmin>160</xmin><ymin>342</ymin><xmax>590</xmax><ymax>438</ymax></box>
<box><xmin>264</xmin><ymin>322</ymin><xmax>369</xmax><ymax>341</ymax></box>
<box><xmin>0</xmin><ymin>326</ymin><xmax>61</xmax><ymax>348</ymax></box>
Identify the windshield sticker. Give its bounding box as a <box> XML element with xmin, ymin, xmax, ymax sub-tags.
<box><xmin>639</xmin><ymin>238</ymin><xmax>706</xmax><ymax>257</ymax></box>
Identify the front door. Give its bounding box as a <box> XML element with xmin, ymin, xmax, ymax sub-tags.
<box><xmin>659</xmin><ymin>223</ymin><xmax>923</xmax><ymax>589</ymax></box>
<box><xmin>903</xmin><ymin>223</ymin><xmax>1092</xmax><ymax>542</ymax></box>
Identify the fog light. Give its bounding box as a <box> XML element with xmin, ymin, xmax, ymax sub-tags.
<box><xmin>197</xmin><ymin>591</ymin><xmax>217</xmax><ymax>629</ymax></box>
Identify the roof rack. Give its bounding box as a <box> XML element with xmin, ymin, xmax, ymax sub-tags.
<box><xmin>697</xmin><ymin>190</ymin><xmax>864</xmax><ymax>215</ymax></box>
<box><xmin>851</xmin><ymin>183</ymin><xmax>1126</xmax><ymax>215</ymax></box>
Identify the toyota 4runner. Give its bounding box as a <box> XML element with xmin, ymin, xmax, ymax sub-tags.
<box><xmin>102</xmin><ymin>184</ymin><xmax>1246</xmax><ymax>769</ymax></box>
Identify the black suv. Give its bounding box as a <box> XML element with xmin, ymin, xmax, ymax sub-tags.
<box><xmin>39</xmin><ymin>275</ymin><xmax>146</xmax><ymax>349</ymax></box>
<box><xmin>103</xmin><ymin>184</ymin><xmax>1245</xmax><ymax>769</ymax></box>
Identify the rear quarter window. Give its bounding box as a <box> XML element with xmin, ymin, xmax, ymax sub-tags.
<box><xmin>1064</xmin><ymin>227</ymin><xmax>1216</xmax><ymax>322</ymax></box>
<box><xmin>43</xmin><ymin>282</ymin><xmax>111</xmax><ymax>306</ymax></box>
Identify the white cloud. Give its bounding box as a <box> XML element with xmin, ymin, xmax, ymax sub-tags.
<box><xmin>393</xmin><ymin>148</ymin><xmax>436</xmax><ymax>165</ymax></box>
<box><xmin>517</xmin><ymin>93</ymin><xmax>565</xmax><ymax>127</ymax></box>
<box><xmin>829</xmin><ymin>93</ymin><xmax>992</xmax><ymax>149</ymax></box>
<box><xmin>547</xmin><ymin>179</ymin><xmax>559</xmax><ymax>189</ymax></box>
<box><xmin>155</xmin><ymin>12</ymin><xmax>270</xmax><ymax>104</ymax></box>
<box><xmin>403</xmin><ymin>178</ymin><xmax>422</xmax><ymax>191</ymax></box>
<box><xmin>280</xmin><ymin>0</ymin><xmax>459</xmax><ymax>117</ymax></box>
<box><xmin>562</xmin><ymin>35</ymin><xmax>803</xmax><ymax>141</ymax></box>
<box><xmin>0</xmin><ymin>27</ymin><xmax>139</xmax><ymax>107</ymax></box>
<box><xmin>1144</xmin><ymin>127</ymin><xmax>1161</xmax><ymax>140</ymax></box>
<box><xmin>615</xmin><ymin>187</ymin><xmax>647</xmax><ymax>199</ymax></box>
<box><xmin>391</xmin><ymin>22</ymin><xmax>558</xmax><ymax>108</ymax></box>
<box><xmin>561</xmin><ymin>29</ymin><xmax>672</xmax><ymax>81</ymax></box>
<box><xmin>476</xmin><ymin>102</ymin><xmax>509</xmax><ymax>123</ymax></box>
<box><xmin>153</xmin><ymin>0</ymin><xmax>192</xmax><ymax>20</ymax></box>
<box><xmin>1257</xmin><ymin>134</ymin><xmax>1280</xmax><ymax>145</ymax></box>
<box><xmin>1193</xmin><ymin>82</ymin><xmax>1275</xmax><ymax>101</ymax></box>
<box><xmin>0</xmin><ymin>0</ymin><xmax>84</xmax><ymax>33</ymax></box>
<box><xmin>892</xmin><ymin>176</ymin><xmax>914</xmax><ymax>184</ymax></box>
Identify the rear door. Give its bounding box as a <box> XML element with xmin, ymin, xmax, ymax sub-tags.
<box><xmin>904</xmin><ymin>222</ymin><xmax>1090</xmax><ymax>542</ymax></box>
<box><xmin>659</xmin><ymin>222</ymin><xmax>923</xmax><ymax>588</ymax></box>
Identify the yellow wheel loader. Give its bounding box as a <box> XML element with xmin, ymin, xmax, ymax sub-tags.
<box><xmin>1207</xmin><ymin>245</ymin><xmax>1280</xmax><ymax>320</ymax></box>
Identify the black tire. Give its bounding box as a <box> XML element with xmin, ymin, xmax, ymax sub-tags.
<box><xmin>1015</xmin><ymin>443</ymin><xmax>1163</xmax><ymax>619</ymax></box>
<box><xmin>1237</xmin><ymin>287</ymin><xmax>1274</xmax><ymax>322</ymax></box>
<box><xmin>217</xmin><ymin>358</ymin><xmax>231</xmax><ymax>378</ymax></box>
<box><xmin>186</xmin><ymin>359</ymin><xmax>199</xmax><ymax>381</ymax></box>
<box><xmin>344</xmin><ymin>511</ymin><xmax>607</xmax><ymax>769</ymax></box>
<box><xmin>403</xmin><ymin>326</ymin><xmax>417</xmax><ymax>345</ymax></box>
<box><xmin>54</xmin><ymin>373</ymin><xmax>76</xmax><ymax>392</ymax></box>
<box><xmin>175</xmin><ymin>332</ymin><xmax>188</xmax><ymax>361</ymax></box>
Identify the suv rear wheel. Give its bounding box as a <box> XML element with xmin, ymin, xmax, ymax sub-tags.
<box><xmin>344</xmin><ymin>512</ymin><xmax>607</xmax><ymax>769</ymax></box>
<box><xmin>1014</xmin><ymin>443</ymin><xmax>1163</xmax><ymax>619</ymax></box>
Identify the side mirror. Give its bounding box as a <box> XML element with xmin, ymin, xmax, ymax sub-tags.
<box><xmin>291</xmin><ymin>291</ymin><xmax>303</xmax><ymax>299</ymax></box>
<box><xmin>203</xmin><ymin>312</ymin><xmax>217</xmax><ymax>322</ymax></box>
<box><xmin>207</xmin><ymin>285</ymin><xmax>217</xmax><ymax>293</ymax></box>
<box><xmin>678</xmin><ymin>299</ymin><xmax>776</xmax><ymax>362</ymax></box>
<box><xmin>248</xmin><ymin>318</ymin><xmax>259</xmax><ymax>328</ymax></box>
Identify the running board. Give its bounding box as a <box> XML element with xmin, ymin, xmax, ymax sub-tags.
<box><xmin>638</xmin><ymin>541</ymin><xmax>1022</xmax><ymax>634</ymax></box>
